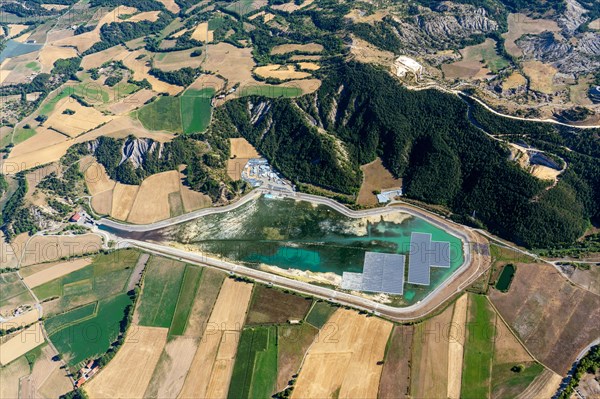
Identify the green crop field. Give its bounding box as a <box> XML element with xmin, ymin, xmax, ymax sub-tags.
<box><xmin>246</xmin><ymin>285</ymin><xmax>312</xmax><ymax>325</ymax></box>
<box><xmin>48</xmin><ymin>294</ymin><xmax>132</xmax><ymax>367</ymax></box>
<box><xmin>181</xmin><ymin>88</ymin><xmax>214</xmax><ymax>134</ymax></box>
<box><xmin>461</xmin><ymin>294</ymin><xmax>497</xmax><ymax>398</ymax></box>
<box><xmin>137</xmin><ymin>257</ymin><xmax>186</xmax><ymax>328</ymax></box>
<box><xmin>228</xmin><ymin>326</ymin><xmax>278</xmax><ymax>399</ymax></box>
<box><xmin>239</xmin><ymin>86</ymin><xmax>302</xmax><ymax>98</ymax></box>
<box><xmin>305</xmin><ymin>301</ymin><xmax>336</xmax><ymax>328</ymax></box>
<box><xmin>38</xmin><ymin>89</ymin><xmax>71</xmax><ymax>115</ymax></box>
<box><xmin>44</xmin><ymin>302</ymin><xmax>97</xmax><ymax>335</ymax></box>
<box><xmin>13</xmin><ymin>127</ymin><xmax>36</xmax><ymax>144</ymax></box>
<box><xmin>137</xmin><ymin>96</ymin><xmax>182</xmax><ymax>133</ymax></box>
<box><xmin>169</xmin><ymin>265</ymin><xmax>203</xmax><ymax>335</ymax></box>
<box><xmin>32</xmin><ymin>250</ymin><xmax>140</xmax><ymax>315</ymax></box>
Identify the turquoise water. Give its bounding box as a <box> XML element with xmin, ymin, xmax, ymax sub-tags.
<box><xmin>171</xmin><ymin>196</ymin><xmax>464</xmax><ymax>305</ymax></box>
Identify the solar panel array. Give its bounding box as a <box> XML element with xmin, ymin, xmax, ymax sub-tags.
<box><xmin>407</xmin><ymin>232</ymin><xmax>451</xmax><ymax>286</ymax></box>
<box><xmin>340</xmin><ymin>252</ymin><xmax>405</xmax><ymax>295</ymax></box>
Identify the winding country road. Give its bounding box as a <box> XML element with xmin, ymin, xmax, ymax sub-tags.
<box><xmin>99</xmin><ymin>190</ymin><xmax>491</xmax><ymax>322</ymax></box>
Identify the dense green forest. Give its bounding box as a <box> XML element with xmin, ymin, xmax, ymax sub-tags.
<box><xmin>211</xmin><ymin>61</ymin><xmax>598</xmax><ymax>248</ymax></box>
<box><xmin>148</xmin><ymin>67</ymin><xmax>202</xmax><ymax>87</ymax></box>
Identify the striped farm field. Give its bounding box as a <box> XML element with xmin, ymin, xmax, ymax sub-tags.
<box><xmin>169</xmin><ymin>265</ymin><xmax>203</xmax><ymax>335</ymax></box>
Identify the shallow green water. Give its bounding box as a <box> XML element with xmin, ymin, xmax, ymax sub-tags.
<box><xmin>171</xmin><ymin>196</ymin><xmax>464</xmax><ymax>305</ymax></box>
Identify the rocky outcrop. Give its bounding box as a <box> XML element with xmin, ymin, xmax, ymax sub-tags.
<box><xmin>375</xmin><ymin>4</ymin><xmax>499</xmax><ymax>55</ymax></box>
<box><xmin>120</xmin><ymin>138</ymin><xmax>160</xmax><ymax>168</ymax></box>
<box><xmin>558</xmin><ymin>0</ymin><xmax>588</xmax><ymax>33</ymax></box>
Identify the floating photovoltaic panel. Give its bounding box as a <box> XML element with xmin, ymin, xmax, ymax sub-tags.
<box><xmin>340</xmin><ymin>252</ymin><xmax>405</xmax><ymax>295</ymax></box>
<box><xmin>407</xmin><ymin>232</ymin><xmax>452</xmax><ymax>286</ymax></box>
<box><xmin>407</xmin><ymin>232</ymin><xmax>432</xmax><ymax>285</ymax></box>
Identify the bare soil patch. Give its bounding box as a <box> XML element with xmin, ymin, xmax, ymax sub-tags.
<box><xmin>245</xmin><ymin>285</ymin><xmax>312</xmax><ymax>325</ymax></box>
<box><xmin>490</xmin><ymin>262</ymin><xmax>600</xmax><ymax>374</ymax></box>
<box><xmin>590</xmin><ymin>18</ymin><xmax>600</xmax><ymax>30</ymax></box>
<box><xmin>228</xmin><ymin>137</ymin><xmax>260</xmax><ymax>180</ymax></box>
<box><xmin>0</xmin><ymin>356</ymin><xmax>29</xmax><ymax>399</ymax></box>
<box><xmin>503</xmin><ymin>72</ymin><xmax>528</xmax><ymax>91</ymax></box>
<box><xmin>183</xmin><ymin>268</ymin><xmax>225</xmax><ymax>337</ymax></box>
<box><xmin>523</xmin><ymin>60</ymin><xmax>560</xmax><ymax>94</ymax></box>
<box><xmin>84</xmin><ymin>161</ymin><xmax>115</xmax><ymax>196</ymax></box>
<box><xmin>292</xmin><ymin>309</ymin><xmax>392</xmax><ymax>398</ymax></box>
<box><xmin>153</xmin><ymin>48</ymin><xmax>205</xmax><ymax>71</ymax></box>
<box><xmin>86</xmin><ymin>325</ymin><xmax>168</xmax><ymax>398</ymax></box>
<box><xmin>516</xmin><ymin>369</ymin><xmax>562</xmax><ymax>399</ymax></box>
<box><xmin>272</xmin><ymin>0</ymin><xmax>314</xmax><ymax>12</ymax></box>
<box><xmin>144</xmin><ymin>335</ymin><xmax>198</xmax><ymax>398</ymax></box>
<box><xmin>357</xmin><ymin>157</ymin><xmax>402</xmax><ymax>206</ymax></box>
<box><xmin>277</xmin><ymin>323</ymin><xmax>318</xmax><ymax>392</ymax></box>
<box><xmin>570</xmin><ymin>267</ymin><xmax>600</xmax><ymax>295</ymax></box>
<box><xmin>202</xmin><ymin>43</ymin><xmax>255</xmax><ymax>87</ymax></box>
<box><xmin>378</xmin><ymin>325</ymin><xmax>413</xmax><ymax>398</ymax></box>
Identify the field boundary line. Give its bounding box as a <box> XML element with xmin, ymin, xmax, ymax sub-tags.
<box><xmin>485</xmin><ymin>297</ymin><xmax>551</xmax><ymax>373</ymax></box>
<box><xmin>46</xmin><ymin>301</ymin><xmax>99</xmax><ymax>336</ymax></box>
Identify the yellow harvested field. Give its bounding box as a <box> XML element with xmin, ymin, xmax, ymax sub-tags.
<box><xmin>503</xmin><ymin>13</ymin><xmax>560</xmax><ymax>57</ymax></box>
<box><xmin>254</xmin><ymin>64</ymin><xmax>311</xmax><ymax>80</ymax></box>
<box><xmin>493</xmin><ymin>316</ymin><xmax>532</xmax><ymax>365</ymax></box>
<box><xmin>7</xmin><ymin>24</ymin><xmax>29</xmax><ymax>38</ymax></box>
<box><xmin>128</xmin><ymin>11</ymin><xmax>160</xmax><ymax>22</ymax></box>
<box><xmin>292</xmin><ymin>309</ymin><xmax>392</xmax><ymax>399</ymax></box>
<box><xmin>22</xmin><ymin>258</ymin><xmax>92</xmax><ymax>288</ymax></box>
<box><xmin>180</xmin><ymin>183</ymin><xmax>211</xmax><ymax>212</ymax></box>
<box><xmin>0</xmin><ymin>324</ymin><xmax>44</xmax><ymax>366</ymax></box>
<box><xmin>127</xmin><ymin>170</ymin><xmax>181</xmax><ymax>223</ymax></box>
<box><xmin>503</xmin><ymin>72</ymin><xmax>527</xmax><ymax>91</ymax></box>
<box><xmin>272</xmin><ymin>0</ymin><xmax>314</xmax><ymax>12</ymax></box>
<box><xmin>157</xmin><ymin>0</ymin><xmax>180</xmax><ymax>13</ymax></box>
<box><xmin>38</xmin><ymin>45</ymin><xmax>78</xmax><ymax>72</ymax></box>
<box><xmin>92</xmin><ymin>189</ymin><xmax>114</xmax><ymax>215</ymax></box>
<box><xmin>447</xmin><ymin>294</ymin><xmax>468</xmax><ymax>399</ymax></box>
<box><xmin>81</xmin><ymin>45</ymin><xmax>128</xmax><ymax>70</ymax></box>
<box><xmin>53</xmin><ymin>6</ymin><xmax>138</xmax><ymax>52</ymax></box>
<box><xmin>110</xmin><ymin>89</ymin><xmax>155</xmax><ymax>115</ymax></box>
<box><xmin>410</xmin><ymin>302</ymin><xmax>454</xmax><ymax>398</ymax></box>
<box><xmin>45</xmin><ymin>97</ymin><xmax>114</xmax><ymax>137</ymax></box>
<box><xmin>590</xmin><ymin>18</ymin><xmax>600</xmax><ymax>30</ymax></box>
<box><xmin>144</xmin><ymin>336</ymin><xmax>198</xmax><ymax>398</ymax></box>
<box><xmin>122</xmin><ymin>50</ymin><xmax>183</xmax><ymax>95</ymax></box>
<box><xmin>228</xmin><ymin>138</ymin><xmax>260</xmax><ymax>180</ymax></box>
<box><xmin>0</xmin><ymin>356</ymin><xmax>29</xmax><ymax>399</ymax></box>
<box><xmin>0</xmin><ymin>308</ymin><xmax>40</xmax><ymax>331</ymax></box>
<box><xmin>0</xmin><ymin>69</ymin><xmax>12</xmax><ymax>85</ymax></box>
<box><xmin>271</xmin><ymin>43</ymin><xmax>323</xmax><ymax>55</ymax></box>
<box><xmin>172</xmin><ymin>29</ymin><xmax>190</xmax><ymax>38</ymax></box>
<box><xmin>203</xmin><ymin>43</ymin><xmax>255</xmax><ymax>86</ymax></box>
<box><xmin>153</xmin><ymin>49</ymin><xmax>205</xmax><ymax>72</ymax></box>
<box><xmin>37</xmin><ymin>363</ymin><xmax>72</xmax><ymax>399</ymax></box>
<box><xmin>517</xmin><ymin>369</ymin><xmax>562</xmax><ymax>399</ymax></box>
<box><xmin>523</xmin><ymin>61</ymin><xmax>560</xmax><ymax>94</ymax></box>
<box><xmin>290</xmin><ymin>55</ymin><xmax>321</xmax><ymax>62</ymax></box>
<box><xmin>13</xmin><ymin>31</ymin><xmax>32</xmax><ymax>43</ymax></box>
<box><xmin>188</xmin><ymin>74</ymin><xmax>225</xmax><ymax>92</ymax></box>
<box><xmin>86</xmin><ymin>325</ymin><xmax>168</xmax><ymax>398</ymax></box>
<box><xmin>6</xmin><ymin>127</ymin><xmax>66</xmax><ymax>161</ymax></box>
<box><xmin>191</xmin><ymin>22</ymin><xmax>214</xmax><ymax>42</ymax></box>
<box><xmin>41</xmin><ymin>3</ymin><xmax>68</xmax><ymax>10</ymax></box>
<box><xmin>111</xmin><ymin>183</ymin><xmax>139</xmax><ymax>220</ymax></box>
<box><xmin>230</xmin><ymin>137</ymin><xmax>259</xmax><ymax>158</ymax></box>
<box><xmin>178</xmin><ymin>279</ymin><xmax>253</xmax><ymax>399</ymax></box>
<box><xmin>298</xmin><ymin>62</ymin><xmax>320</xmax><ymax>70</ymax></box>
<box><xmin>20</xmin><ymin>234</ymin><xmax>102</xmax><ymax>266</ymax></box>
<box><xmin>263</xmin><ymin>12</ymin><xmax>275</xmax><ymax>22</ymax></box>
<box><xmin>84</xmin><ymin>161</ymin><xmax>115</xmax><ymax>195</ymax></box>
<box><xmin>357</xmin><ymin>158</ymin><xmax>402</xmax><ymax>206</ymax></box>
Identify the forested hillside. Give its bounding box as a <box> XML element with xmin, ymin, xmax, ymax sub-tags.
<box><xmin>211</xmin><ymin>61</ymin><xmax>599</xmax><ymax>248</ymax></box>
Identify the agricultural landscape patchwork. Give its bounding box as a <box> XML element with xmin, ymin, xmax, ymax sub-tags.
<box><xmin>1</xmin><ymin>0</ymin><xmax>600</xmax><ymax>398</ymax></box>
